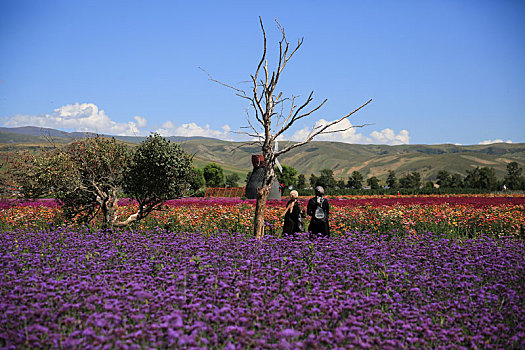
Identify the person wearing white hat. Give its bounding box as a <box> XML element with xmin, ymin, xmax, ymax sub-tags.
<box><xmin>282</xmin><ymin>190</ymin><xmax>304</xmax><ymax>237</ymax></box>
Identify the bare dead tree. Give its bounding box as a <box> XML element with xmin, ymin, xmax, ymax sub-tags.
<box><xmin>205</xmin><ymin>17</ymin><xmax>372</xmax><ymax>239</ymax></box>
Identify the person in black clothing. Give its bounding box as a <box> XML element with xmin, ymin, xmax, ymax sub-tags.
<box><xmin>282</xmin><ymin>190</ymin><xmax>303</xmax><ymax>237</ymax></box>
<box><xmin>307</xmin><ymin>186</ymin><xmax>330</xmax><ymax>238</ymax></box>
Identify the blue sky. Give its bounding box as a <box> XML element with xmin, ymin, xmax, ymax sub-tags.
<box><xmin>1</xmin><ymin>0</ymin><xmax>524</xmax><ymax>145</ymax></box>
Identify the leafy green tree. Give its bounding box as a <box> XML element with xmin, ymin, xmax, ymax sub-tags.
<box><xmin>414</xmin><ymin>172</ymin><xmax>422</xmax><ymax>188</ymax></box>
<box><xmin>317</xmin><ymin>168</ymin><xmax>337</xmax><ymax>191</ymax></box>
<box><xmin>225</xmin><ymin>173</ymin><xmax>241</xmax><ymax>187</ymax></box>
<box><xmin>347</xmin><ymin>171</ymin><xmax>364</xmax><ymax>189</ymax></box>
<box><xmin>399</xmin><ymin>172</ymin><xmax>421</xmax><ymax>189</ymax></box>
<box><xmin>436</xmin><ymin>170</ymin><xmax>451</xmax><ymax>188</ymax></box>
<box><xmin>504</xmin><ymin>162</ymin><xmax>525</xmax><ymax>190</ymax></box>
<box><xmin>57</xmin><ymin>136</ymin><xmax>131</xmax><ymax>226</ymax></box>
<box><xmin>296</xmin><ymin>174</ymin><xmax>306</xmax><ymax>190</ymax></box>
<box><xmin>123</xmin><ymin>133</ymin><xmax>193</xmax><ymax>226</ymax></box>
<box><xmin>309</xmin><ymin>174</ymin><xmax>318</xmax><ymax>188</ymax></box>
<box><xmin>386</xmin><ymin>170</ymin><xmax>397</xmax><ymax>189</ymax></box>
<box><xmin>398</xmin><ymin>176</ymin><xmax>409</xmax><ymax>189</ymax></box>
<box><xmin>449</xmin><ymin>173</ymin><xmax>464</xmax><ymax>188</ymax></box>
<box><xmin>276</xmin><ymin>165</ymin><xmax>298</xmax><ymax>189</ymax></box>
<box><xmin>424</xmin><ymin>181</ymin><xmax>434</xmax><ymax>189</ymax></box>
<box><xmin>367</xmin><ymin>176</ymin><xmax>381</xmax><ymax>190</ymax></box>
<box><xmin>203</xmin><ymin>163</ymin><xmax>225</xmax><ymax>187</ymax></box>
<box><xmin>188</xmin><ymin>167</ymin><xmax>206</xmax><ymax>192</ymax></box>
<box><xmin>13</xmin><ymin>136</ymin><xmax>132</xmax><ymax>226</ymax></box>
<box><xmin>464</xmin><ymin>167</ymin><xmax>498</xmax><ymax>190</ymax></box>
<box><xmin>5</xmin><ymin>150</ymin><xmax>55</xmax><ymax>199</ymax></box>
<box><xmin>336</xmin><ymin>179</ymin><xmax>346</xmax><ymax>189</ymax></box>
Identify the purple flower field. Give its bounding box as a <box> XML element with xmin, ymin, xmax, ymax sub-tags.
<box><xmin>1</xmin><ymin>228</ymin><xmax>524</xmax><ymax>349</ymax></box>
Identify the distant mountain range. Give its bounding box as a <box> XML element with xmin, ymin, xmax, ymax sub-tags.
<box><xmin>0</xmin><ymin>126</ymin><xmax>212</xmax><ymax>143</ymax></box>
<box><xmin>1</xmin><ymin>126</ymin><xmax>524</xmax><ymax>182</ymax></box>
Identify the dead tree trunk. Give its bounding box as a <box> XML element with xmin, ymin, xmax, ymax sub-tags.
<box><xmin>253</xmin><ymin>146</ymin><xmax>278</xmax><ymax>239</ymax></box>
<box><xmin>254</xmin><ymin>187</ymin><xmax>269</xmax><ymax>239</ymax></box>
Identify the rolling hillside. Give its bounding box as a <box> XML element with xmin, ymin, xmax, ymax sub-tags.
<box><xmin>175</xmin><ymin>139</ymin><xmax>525</xmax><ymax>181</ymax></box>
<box><xmin>1</xmin><ymin>127</ymin><xmax>524</xmax><ymax>182</ymax></box>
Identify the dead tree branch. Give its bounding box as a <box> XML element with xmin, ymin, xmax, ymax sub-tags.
<box><xmin>203</xmin><ymin>17</ymin><xmax>372</xmax><ymax>239</ymax></box>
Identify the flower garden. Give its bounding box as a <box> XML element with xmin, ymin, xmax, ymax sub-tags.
<box><xmin>1</xmin><ymin>194</ymin><xmax>524</xmax><ymax>348</ymax></box>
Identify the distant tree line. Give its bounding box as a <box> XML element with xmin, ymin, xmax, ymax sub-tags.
<box><xmin>270</xmin><ymin>162</ymin><xmax>525</xmax><ymax>195</ymax></box>
<box><xmin>153</xmin><ymin>160</ymin><xmax>525</xmax><ymax>197</ymax></box>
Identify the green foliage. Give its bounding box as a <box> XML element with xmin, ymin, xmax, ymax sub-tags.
<box><xmin>276</xmin><ymin>164</ymin><xmax>298</xmax><ymax>189</ymax></box>
<box><xmin>386</xmin><ymin>170</ymin><xmax>397</xmax><ymax>189</ymax></box>
<box><xmin>188</xmin><ymin>167</ymin><xmax>206</xmax><ymax>193</ymax></box>
<box><xmin>309</xmin><ymin>174</ymin><xmax>318</xmax><ymax>188</ymax></box>
<box><xmin>504</xmin><ymin>161</ymin><xmax>525</xmax><ymax>190</ymax></box>
<box><xmin>449</xmin><ymin>173</ymin><xmax>464</xmax><ymax>188</ymax></box>
<box><xmin>5</xmin><ymin>150</ymin><xmax>55</xmax><ymax>199</ymax></box>
<box><xmin>315</xmin><ymin>168</ymin><xmax>337</xmax><ymax>191</ymax></box>
<box><xmin>437</xmin><ymin>170</ymin><xmax>451</xmax><ymax>187</ymax></box>
<box><xmin>297</xmin><ymin>187</ymin><xmax>495</xmax><ymax>197</ymax></box>
<box><xmin>437</xmin><ymin>170</ymin><xmax>464</xmax><ymax>189</ymax></box>
<box><xmin>124</xmin><ymin>133</ymin><xmax>193</xmax><ymax>207</ymax></box>
<box><xmin>367</xmin><ymin>176</ymin><xmax>381</xmax><ymax>190</ymax></box>
<box><xmin>203</xmin><ymin>163</ymin><xmax>225</xmax><ymax>187</ymax></box>
<box><xmin>296</xmin><ymin>174</ymin><xmax>306</xmax><ymax>190</ymax></box>
<box><xmin>347</xmin><ymin>171</ymin><xmax>364</xmax><ymax>189</ymax></box>
<box><xmin>424</xmin><ymin>181</ymin><xmax>434</xmax><ymax>189</ymax></box>
<box><xmin>464</xmin><ymin>167</ymin><xmax>498</xmax><ymax>190</ymax></box>
<box><xmin>7</xmin><ymin>134</ymin><xmax>193</xmax><ymax>227</ymax></box>
<box><xmin>225</xmin><ymin>173</ymin><xmax>241</xmax><ymax>188</ymax></box>
<box><xmin>399</xmin><ymin>172</ymin><xmax>421</xmax><ymax>189</ymax></box>
<box><xmin>52</xmin><ymin>136</ymin><xmax>130</xmax><ymax>225</ymax></box>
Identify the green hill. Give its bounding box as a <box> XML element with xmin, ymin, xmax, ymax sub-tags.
<box><xmin>1</xmin><ymin>128</ymin><xmax>524</xmax><ymax>182</ymax></box>
<box><xmin>175</xmin><ymin>139</ymin><xmax>525</xmax><ymax>182</ymax></box>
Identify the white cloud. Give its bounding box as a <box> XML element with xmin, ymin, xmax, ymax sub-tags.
<box><xmin>2</xmin><ymin>103</ymin><xmax>410</xmax><ymax>144</ymax></box>
<box><xmin>290</xmin><ymin>119</ymin><xmax>372</xmax><ymax>143</ymax></box>
<box><xmin>156</xmin><ymin>122</ymin><xmax>233</xmax><ymax>140</ymax></box>
<box><xmin>370</xmin><ymin>128</ymin><xmax>410</xmax><ymax>145</ymax></box>
<box><xmin>1</xmin><ymin>102</ymin><xmax>235</xmax><ymax>140</ymax></box>
<box><xmin>289</xmin><ymin>118</ymin><xmax>409</xmax><ymax>145</ymax></box>
<box><xmin>134</xmin><ymin>115</ymin><xmax>147</xmax><ymax>128</ymax></box>
<box><xmin>160</xmin><ymin>121</ymin><xmax>175</xmax><ymax>129</ymax></box>
<box><xmin>479</xmin><ymin>139</ymin><xmax>513</xmax><ymax>145</ymax></box>
<box><xmin>2</xmin><ymin>103</ymin><xmax>147</xmax><ymax>136</ymax></box>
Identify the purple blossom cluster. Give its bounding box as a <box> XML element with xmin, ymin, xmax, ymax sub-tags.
<box><xmin>1</xmin><ymin>229</ymin><xmax>524</xmax><ymax>349</ymax></box>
